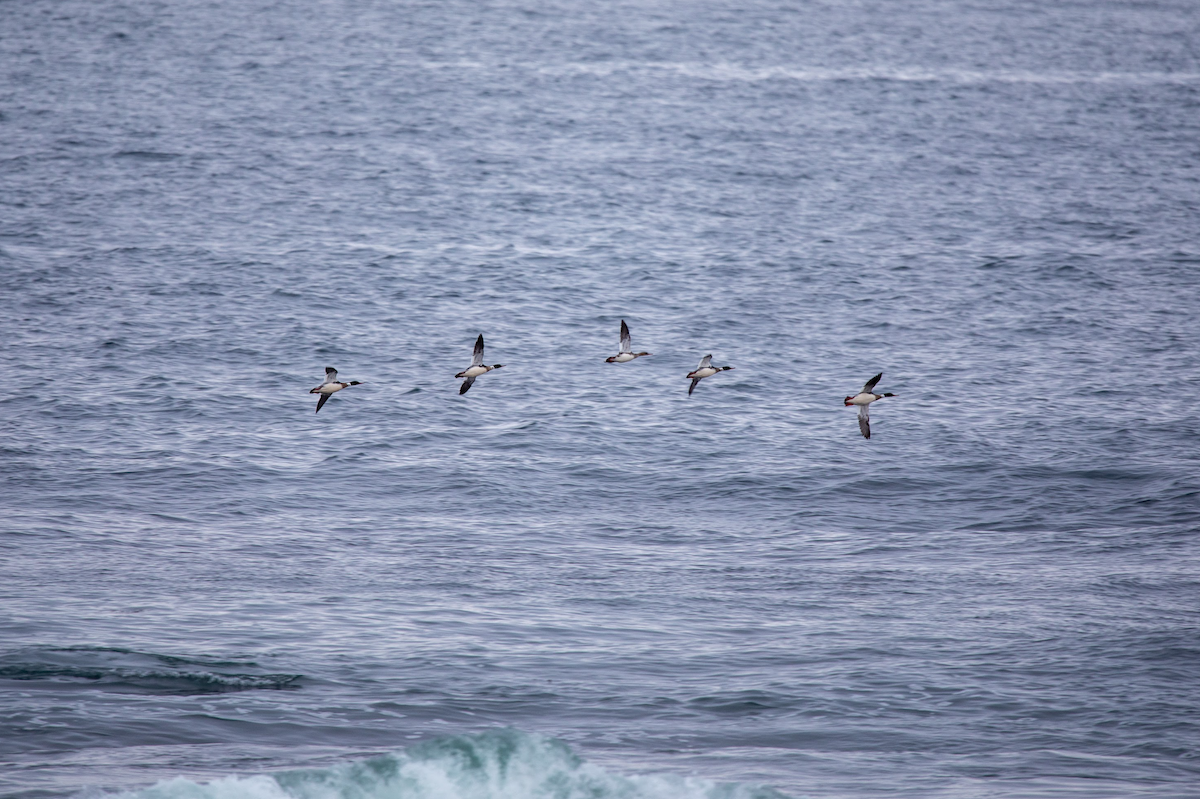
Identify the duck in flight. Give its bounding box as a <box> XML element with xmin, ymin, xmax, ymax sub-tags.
<box><xmin>310</xmin><ymin>367</ymin><xmax>362</xmax><ymax>413</ymax></box>
<box><xmin>686</xmin><ymin>354</ymin><xmax>734</xmax><ymax>396</ymax></box>
<box><xmin>844</xmin><ymin>372</ymin><xmax>895</xmax><ymax>439</ymax></box>
<box><xmin>456</xmin><ymin>334</ymin><xmax>505</xmax><ymax>394</ymax></box>
<box><xmin>605</xmin><ymin>320</ymin><xmax>651</xmax><ymax>363</ymax></box>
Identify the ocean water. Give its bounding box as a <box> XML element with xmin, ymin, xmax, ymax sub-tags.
<box><xmin>3</xmin><ymin>0</ymin><xmax>1200</xmax><ymax>797</ymax></box>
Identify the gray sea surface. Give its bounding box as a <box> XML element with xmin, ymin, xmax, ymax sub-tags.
<box><xmin>3</xmin><ymin>1</ymin><xmax>1200</xmax><ymax>797</ymax></box>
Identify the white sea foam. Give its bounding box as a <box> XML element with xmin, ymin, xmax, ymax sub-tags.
<box><xmin>114</xmin><ymin>731</ymin><xmax>784</xmax><ymax>799</ymax></box>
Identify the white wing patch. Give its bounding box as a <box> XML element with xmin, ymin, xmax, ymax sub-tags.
<box><xmin>471</xmin><ymin>335</ymin><xmax>485</xmax><ymax>367</ymax></box>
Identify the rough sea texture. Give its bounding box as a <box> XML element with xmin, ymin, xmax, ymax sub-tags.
<box><xmin>3</xmin><ymin>1</ymin><xmax>1200</xmax><ymax>797</ymax></box>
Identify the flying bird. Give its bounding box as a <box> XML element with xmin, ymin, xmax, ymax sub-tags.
<box><xmin>844</xmin><ymin>372</ymin><xmax>895</xmax><ymax>439</ymax></box>
<box><xmin>605</xmin><ymin>320</ymin><xmax>651</xmax><ymax>363</ymax></box>
<box><xmin>309</xmin><ymin>367</ymin><xmax>362</xmax><ymax>413</ymax></box>
<box><xmin>455</xmin><ymin>334</ymin><xmax>505</xmax><ymax>394</ymax></box>
<box><xmin>686</xmin><ymin>354</ymin><xmax>734</xmax><ymax>396</ymax></box>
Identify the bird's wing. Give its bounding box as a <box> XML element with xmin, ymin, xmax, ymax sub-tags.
<box><xmin>324</xmin><ymin>367</ymin><xmax>338</xmax><ymax>383</ymax></box>
<box><xmin>862</xmin><ymin>372</ymin><xmax>883</xmax><ymax>394</ymax></box>
<box><xmin>697</xmin><ymin>354</ymin><xmax>712</xmax><ymax>369</ymax></box>
<box><xmin>472</xmin><ymin>334</ymin><xmax>485</xmax><ymax>366</ymax></box>
<box><xmin>857</xmin><ymin>404</ymin><xmax>870</xmax><ymax>438</ymax></box>
<box><xmin>688</xmin><ymin>377</ymin><xmax>701</xmax><ymax>396</ymax></box>
<box><xmin>459</xmin><ymin>376</ymin><xmax>475</xmax><ymax>395</ymax></box>
<box><xmin>315</xmin><ymin>393</ymin><xmax>330</xmax><ymax>413</ymax></box>
<box><xmin>619</xmin><ymin>320</ymin><xmax>632</xmax><ymax>353</ymax></box>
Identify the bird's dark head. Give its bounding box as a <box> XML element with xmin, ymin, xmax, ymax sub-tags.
<box><xmin>605</xmin><ymin>355</ymin><xmax>618</xmax><ymax>363</ymax></box>
<box><xmin>882</xmin><ymin>392</ymin><xmax>894</xmax><ymax>397</ymax></box>
<box><xmin>492</xmin><ymin>364</ymin><xmax>505</xmax><ymax>370</ymax></box>
<box><xmin>844</xmin><ymin>396</ymin><xmax>854</xmax><ymax>405</ymax></box>
<box><xmin>637</xmin><ymin>352</ymin><xmax>652</xmax><ymax>357</ymax></box>
<box><xmin>349</xmin><ymin>381</ymin><xmax>363</xmax><ymax>386</ymax></box>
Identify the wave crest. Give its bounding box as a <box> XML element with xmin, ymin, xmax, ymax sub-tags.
<box><xmin>118</xmin><ymin>730</ymin><xmax>786</xmax><ymax>799</ymax></box>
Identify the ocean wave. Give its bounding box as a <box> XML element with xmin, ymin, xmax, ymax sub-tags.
<box><xmin>0</xmin><ymin>647</ymin><xmax>300</xmax><ymax>695</ymax></box>
<box><xmin>110</xmin><ymin>730</ymin><xmax>785</xmax><ymax>799</ymax></box>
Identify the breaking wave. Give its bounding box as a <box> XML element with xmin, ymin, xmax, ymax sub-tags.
<box><xmin>113</xmin><ymin>729</ymin><xmax>786</xmax><ymax>799</ymax></box>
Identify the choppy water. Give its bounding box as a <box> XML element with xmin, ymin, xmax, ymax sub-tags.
<box><xmin>4</xmin><ymin>1</ymin><xmax>1200</xmax><ymax>797</ymax></box>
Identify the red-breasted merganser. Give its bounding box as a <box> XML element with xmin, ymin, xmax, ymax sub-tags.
<box><xmin>844</xmin><ymin>372</ymin><xmax>895</xmax><ymax>439</ymax></box>
<box><xmin>455</xmin><ymin>334</ymin><xmax>505</xmax><ymax>394</ymax></box>
<box><xmin>309</xmin><ymin>367</ymin><xmax>362</xmax><ymax>413</ymax></box>
<box><xmin>605</xmin><ymin>320</ymin><xmax>651</xmax><ymax>363</ymax></box>
<box><xmin>686</xmin><ymin>354</ymin><xmax>734</xmax><ymax>396</ymax></box>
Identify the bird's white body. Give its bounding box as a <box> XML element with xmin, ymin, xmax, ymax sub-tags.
<box><xmin>610</xmin><ymin>351</ymin><xmax>638</xmax><ymax>363</ymax></box>
<box><xmin>846</xmin><ymin>392</ymin><xmax>882</xmax><ymax>406</ymax></box>
<box><xmin>456</xmin><ymin>364</ymin><xmax>493</xmax><ymax>378</ymax></box>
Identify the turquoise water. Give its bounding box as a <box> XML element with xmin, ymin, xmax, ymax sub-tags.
<box><xmin>115</xmin><ymin>731</ymin><xmax>784</xmax><ymax>799</ymax></box>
